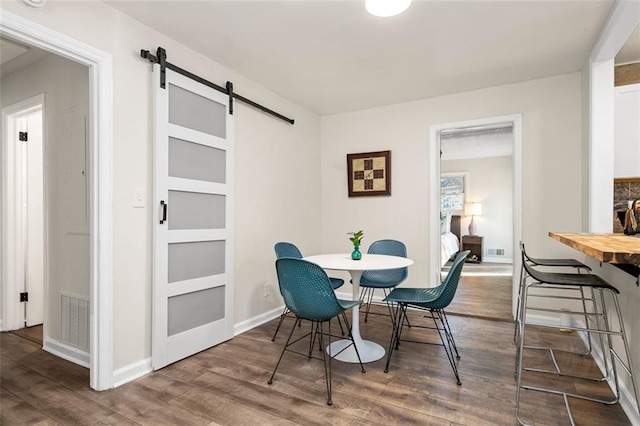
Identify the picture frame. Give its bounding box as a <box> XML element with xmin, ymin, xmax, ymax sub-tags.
<box><xmin>440</xmin><ymin>171</ymin><xmax>469</xmax><ymax>213</ymax></box>
<box><xmin>347</xmin><ymin>150</ymin><xmax>391</xmax><ymax>197</ymax></box>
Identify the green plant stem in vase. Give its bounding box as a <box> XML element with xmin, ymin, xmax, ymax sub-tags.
<box><xmin>348</xmin><ymin>230</ymin><xmax>364</xmax><ymax>261</ymax></box>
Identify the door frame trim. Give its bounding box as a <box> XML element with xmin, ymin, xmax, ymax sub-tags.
<box><xmin>0</xmin><ymin>11</ymin><xmax>114</xmax><ymax>390</ymax></box>
<box><xmin>429</xmin><ymin>113</ymin><xmax>522</xmax><ymax>318</ymax></box>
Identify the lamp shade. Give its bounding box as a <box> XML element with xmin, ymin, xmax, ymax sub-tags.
<box><xmin>365</xmin><ymin>0</ymin><xmax>412</xmax><ymax>17</ymax></box>
<box><xmin>465</xmin><ymin>202</ymin><xmax>482</xmax><ymax>216</ymax></box>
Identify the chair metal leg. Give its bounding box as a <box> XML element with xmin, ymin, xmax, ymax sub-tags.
<box><xmin>268</xmin><ymin>316</ymin><xmax>299</xmax><ymax>385</ymax></box>
<box><xmin>513</xmin><ymin>262</ymin><xmax>526</xmax><ymax>344</ymax></box>
<box><xmin>440</xmin><ymin>310</ymin><xmax>460</xmax><ymax>359</ymax></box>
<box><xmin>403</xmin><ymin>305</ymin><xmax>412</xmax><ymax>328</ymax></box>
<box><xmin>336</xmin><ymin>313</ymin><xmax>345</xmax><ymax>336</ymax></box>
<box><xmin>515</xmin><ymin>282</ymin><xmax>529</xmax><ymax>424</ymax></box>
<box><xmin>579</xmin><ymin>285</ymin><xmax>593</xmax><ymax>356</ymax></box>
<box><xmin>321</xmin><ymin>320</ymin><xmax>333</xmax><ymax>405</ymax></box>
<box><xmin>271</xmin><ymin>307</ymin><xmax>290</xmax><ymax>342</ymax></box>
<box><xmin>592</xmin><ymin>287</ymin><xmax>610</xmax><ymax>380</ymax></box>
<box><xmin>384</xmin><ymin>302</ymin><xmax>404</xmax><ymax>373</ymax></box>
<box><xmin>344</xmin><ymin>317</ymin><xmax>366</xmax><ymax>374</ymax></box>
<box><xmin>431</xmin><ymin>309</ymin><xmax>461</xmax><ymax>385</ymax></box>
<box><xmin>395</xmin><ymin>304</ymin><xmax>410</xmax><ymax>349</ymax></box>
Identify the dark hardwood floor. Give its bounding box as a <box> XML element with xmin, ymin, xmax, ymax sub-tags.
<box><xmin>8</xmin><ymin>325</ymin><xmax>43</xmax><ymax>346</ymax></box>
<box><xmin>446</xmin><ymin>274</ymin><xmax>514</xmax><ymax>322</ymax></box>
<box><xmin>1</xmin><ymin>308</ymin><xmax>631</xmax><ymax>425</ymax></box>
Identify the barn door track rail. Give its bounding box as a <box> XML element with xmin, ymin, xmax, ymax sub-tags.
<box><xmin>141</xmin><ymin>47</ymin><xmax>295</xmax><ymax>125</ymax></box>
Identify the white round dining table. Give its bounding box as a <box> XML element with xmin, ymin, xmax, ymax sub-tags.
<box><xmin>303</xmin><ymin>253</ymin><xmax>414</xmax><ymax>363</ymax></box>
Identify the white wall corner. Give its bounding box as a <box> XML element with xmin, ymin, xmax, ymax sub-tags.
<box><xmin>43</xmin><ymin>336</ymin><xmax>90</xmax><ymax>368</ymax></box>
<box><xmin>112</xmin><ymin>358</ymin><xmax>152</xmax><ymax>388</ymax></box>
<box><xmin>234</xmin><ymin>306</ymin><xmax>283</xmax><ymax>336</ymax></box>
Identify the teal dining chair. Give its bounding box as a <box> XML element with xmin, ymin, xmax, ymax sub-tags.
<box><xmin>272</xmin><ymin>242</ymin><xmax>345</xmax><ymax>341</ymax></box>
<box><xmin>268</xmin><ymin>258</ymin><xmax>365</xmax><ymax>405</ymax></box>
<box><xmin>359</xmin><ymin>239</ymin><xmax>408</xmax><ymax>322</ymax></box>
<box><xmin>383</xmin><ymin>250</ymin><xmax>469</xmax><ymax>385</ymax></box>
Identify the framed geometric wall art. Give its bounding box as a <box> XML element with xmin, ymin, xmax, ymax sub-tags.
<box><xmin>347</xmin><ymin>150</ymin><xmax>391</xmax><ymax>197</ymax></box>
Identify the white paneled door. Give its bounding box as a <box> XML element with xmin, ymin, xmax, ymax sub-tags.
<box><xmin>153</xmin><ymin>67</ymin><xmax>234</xmax><ymax>369</ymax></box>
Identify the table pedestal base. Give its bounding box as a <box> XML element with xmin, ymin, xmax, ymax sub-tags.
<box><xmin>327</xmin><ymin>339</ymin><xmax>385</xmax><ymax>363</ymax></box>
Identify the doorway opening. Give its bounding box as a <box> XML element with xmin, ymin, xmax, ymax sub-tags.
<box><xmin>429</xmin><ymin>114</ymin><xmax>522</xmax><ymax>320</ymax></box>
<box><xmin>1</xmin><ymin>11</ymin><xmax>113</xmax><ymax>390</ymax></box>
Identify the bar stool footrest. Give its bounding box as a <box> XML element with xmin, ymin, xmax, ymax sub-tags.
<box><xmin>521</xmin><ymin>345</ymin><xmax>611</xmax><ymax>382</ymax></box>
<box><xmin>519</xmin><ymin>383</ymin><xmax>619</xmax><ymax>405</ymax></box>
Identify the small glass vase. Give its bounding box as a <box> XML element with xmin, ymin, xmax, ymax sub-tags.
<box><xmin>351</xmin><ymin>245</ymin><xmax>362</xmax><ymax>261</ymax></box>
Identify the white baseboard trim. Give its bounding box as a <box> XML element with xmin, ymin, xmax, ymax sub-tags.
<box><xmin>523</xmin><ymin>313</ymin><xmax>560</xmax><ymax>327</ymax></box>
<box><xmin>234</xmin><ymin>306</ymin><xmax>283</xmax><ymax>336</ymax></box>
<box><xmin>107</xmin><ymin>307</ymin><xmax>283</xmax><ymax>389</ymax></box>
<box><xmin>572</xmin><ymin>318</ymin><xmax>640</xmax><ymax>426</ymax></box>
<box><xmin>43</xmin><ymin>337</ymin><xmax>89</xmax><ymax>368</ymax></box>
<box><xmin>112</xmin><ymin>358</ymin><xmax>152</xmax><ymax>388</ymax></box>
<box><xmin>0</xmin><ymin>319</ymin><xmax>3</xmax><ymax>332</ymax></box>
<box><xmin>482</xmin><ymin>256</ymin><xmax>514</xmax><ymax>264</ymax></box>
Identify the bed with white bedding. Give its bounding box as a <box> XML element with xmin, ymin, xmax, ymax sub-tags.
<box><xmin>440</xmin><ymin>213</ymin><xmax>461</xmax><ymax>267</ymax></box>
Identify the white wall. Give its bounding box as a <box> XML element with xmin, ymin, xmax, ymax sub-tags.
<box><xmin>321</xmin><ymin>72</ymin><xmax>584</xmax><ymax>288</ymax></box>
<box><xmin>2</xmin><ymin>2</ymin><xmax>322</xmax><ymax>371</ymax></box>
<box><xmin>441</xmin><ymin>156</ymin><xmax>513</xmax><ymax>262</ymax></box>
<box><xmin>614</xmin><ymin>82</ymin><xmax>640</xmax><ymax>178</ymax></box>
<box><xmin>1</xmin><ymin>53</ymin><xmax>89</xmax><ymax>339</ymax></box>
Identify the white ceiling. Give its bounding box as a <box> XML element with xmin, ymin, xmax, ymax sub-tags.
<box><xmin>441</xmin><ymin>125</ymin><xmax>513</xmax><ymax>161</ymax></box>
<box><xmin>108</xmin><ymin>1</ymin><xmax>613</xmax><ymax>115</ymax></box>
<box><xmin>1</xmin><ymin>37</ymin><xmax>30</xmax><ymax>65</ymax></box>
<box><xmin>0</xmin><ymin>36</ymin><xmax>49</xmax><ymax>77</ymax></box>
<box><xmin>616</xmin><ymin>22</ymin><xmax>640</xmax><ymax>65</ymax></box>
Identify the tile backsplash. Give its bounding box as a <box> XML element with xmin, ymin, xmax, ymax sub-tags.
<box><xmin>614</xmin><ymin>178</ymin><xmax>640</xmax><ymax>233</ymax></box>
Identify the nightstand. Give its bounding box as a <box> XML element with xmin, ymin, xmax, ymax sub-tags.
<box><xmin>461</xmin><ymin>235</ymin><xmax>483</xmax><ymax>262</ymax></box>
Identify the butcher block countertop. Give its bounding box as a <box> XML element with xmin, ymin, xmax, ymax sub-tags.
<box><xmin>549</xmin><ymin>232</ymin><xmax>640</xmax><ymax>265</ymax></box>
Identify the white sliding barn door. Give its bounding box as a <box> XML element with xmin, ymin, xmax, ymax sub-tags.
<box><xmin>153</xmin><ymin>66</ymin><xmax>234</xmax><ymax>369</ymax></box>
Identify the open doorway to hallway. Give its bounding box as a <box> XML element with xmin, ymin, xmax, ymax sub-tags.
<box><xmin>1</xmin><ymin>10</ymin><xmax>113</xmax><ymax>390</ymax></box>
<box><xmin>1</xmin><ymin>35</ymin><xmax>91</xmax><ymax>369</ymax></box>
<box><xmin>431</xmin><ymin>114</ymin><xmax>523</xmax><ymax>321</ymax></box>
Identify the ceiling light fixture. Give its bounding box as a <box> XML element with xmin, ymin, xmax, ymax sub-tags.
<box><xmin>365</xmin><ymin>0</ymin><xmax>412</xmax><ymax>17</ymax></box>
<box><xmin>20</xmin><ymin>0</ymin><xmax>46</xmax><ymax>8</ymax></box>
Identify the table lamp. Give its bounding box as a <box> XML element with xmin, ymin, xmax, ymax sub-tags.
<box><xmin>465</xmin><ymin>202</ymin><xmax>482</xmax><ymax>235</ymax></box>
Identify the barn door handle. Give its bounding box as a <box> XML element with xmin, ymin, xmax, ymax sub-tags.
<box><xmin>160</xmin><ymin>200</ymin><xmax>167</xmax><ymax>224</ymax></box>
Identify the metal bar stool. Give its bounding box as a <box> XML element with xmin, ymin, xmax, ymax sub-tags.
<box><xmin>514</xmin><ymin>242</ymin><xmax>592</xmax><ymax>345</ymax></box>
<box><xmin>515</xmin><ymin>260</ymin><xmax>640</xmax><ymax>425</ymax></box>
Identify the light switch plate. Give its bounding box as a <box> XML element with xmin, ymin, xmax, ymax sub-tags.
<box><xmin>133</xmin><ymin>188</ymin><xmax>145</xmax><ymax>208</ymax></box>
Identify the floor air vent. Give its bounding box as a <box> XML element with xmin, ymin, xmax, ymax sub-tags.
<box><xmin>61</xmin><ymin>293</ymin><xmax>90</xmax><ymax>351</ymax></box>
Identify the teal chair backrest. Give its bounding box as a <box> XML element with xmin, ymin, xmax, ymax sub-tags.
<box><xmin>274</xmin><ymin>242</ymin><xmax>303</xmax><ymax>259</ymax></box>
<box><xmin>361</xmin><ymin>239</ymin><xmax>408</xmax><ymax>287</ymax></box>
<box><xmin>430</xmin><ymin>250</ymin><xmax>469</xmax><ymax>309</ymax></box>
<box><xmin>275</xmin><ymin>258</ymin><xmax>343</xmax><ymax>321</ymax></box>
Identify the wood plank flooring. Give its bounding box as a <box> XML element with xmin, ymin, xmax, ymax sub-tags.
<box><xmin>442</xmin><ymin>269</ymin><xmax>514</xmax><ymax>322</ymax></box>
<box><xmin>1</xmin><ymin>309</ymin><xmax>631</xmax><ymax>425</ymax></box>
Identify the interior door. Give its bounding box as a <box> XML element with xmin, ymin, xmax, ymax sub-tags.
<box><xmin>153</xmin><ymin>66</ymin><xmax>234</xmax><ymax>369</ymax></box>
